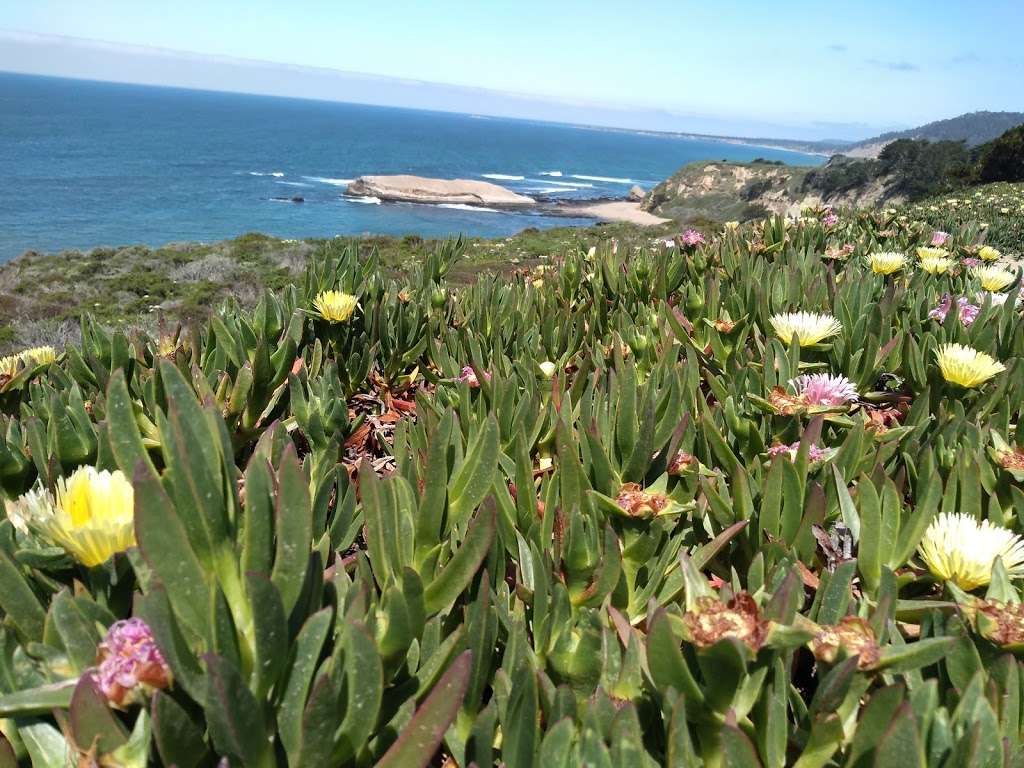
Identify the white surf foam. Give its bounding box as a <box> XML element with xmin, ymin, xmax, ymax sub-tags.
<box><xmin>527</xmin><ymin>187</ymin><xmax>573</xmax><ymax>194</ymax></box>
<box><xmin>526</xmin><ymin>179</ymin><xmax>594</xmax><ymax>188</ymax></box>
<box><xmin>347</xmin><ymin>196</ymin><xmax>381</xmax><ymax>205</ymax></box>
<box><xmin>249</xmin><ymin>171</ymin><xmax>286</xmax><ymax>177</ymax></box>
<box><xmin>481</xmin><ymin>174</ymin><xmax>525</xmax><ymax>181</ymax></box>
<box><xmin>437</xmin><ymin>203</ymin><xmax>503</xmax><ymax>213</ymax></box>
<box><xmin>571</xmin><ymin>174</ymin><xmax>634</xmax><ymax>184</ymax></box>
<box><xmin>276</xmin><ymin>181</ymin><xmax>312</xmax><ymax>188</ymax></box>
<box><xmin>539</xmin><ymin>171</ymin><xmax>563</xmax><ymax>177</ymax></box>
<box><xmin>303</xmin><ymin>176</ymin><xmax>355</xmax><ymax>186</ymax></box>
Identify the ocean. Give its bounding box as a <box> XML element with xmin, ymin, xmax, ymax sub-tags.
<box><xmin>0</xmin><ymin>72</ymin><xmax>824</xmax><ymax>262</ymax></box>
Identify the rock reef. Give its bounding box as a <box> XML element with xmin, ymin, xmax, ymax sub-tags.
<box><xmin>346</xmin><ymin>175</ymin><xmax>535</xmax><ymax>207</ymax></box>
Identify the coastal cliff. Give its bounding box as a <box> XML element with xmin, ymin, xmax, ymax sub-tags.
<box><xmin>641</xmin><ymin>160</ymin><xmax>899</xmax><ymax>222</ymax></box>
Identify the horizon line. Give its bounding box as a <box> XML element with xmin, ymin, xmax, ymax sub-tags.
<box><xmin>0</xmin><ymin>29</ymin><xmax>875</xmax><ymax>144</ymax></box>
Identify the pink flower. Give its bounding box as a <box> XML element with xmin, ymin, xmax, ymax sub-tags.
<box><xmin>680</xmin><ymin>229</ymin><xmax>706</xmax><ymax>247</ymax></box>
<box><xmin>789</xmin><ymin>373</ymin><xmax>858</xmax><ymax>406</ymax></box>
<box><xmin>931</xmin><ymin>231</ymin><xmax>950</xmax><ymax>246</ymax></box>
<box><xmin>962</xmin><ymin>257</ymin><xmax>981</xmax><ymax>268</ymax></box>
<box><xmin>822</xmin><ymin>213</ymin><xmax>839</xmax><ymax>227</ymax></box>
<box><xmin>459</xmin><ymin>366</ymin><xmax>491</xmax><ymax>388</ymax></box>
<box><xmin>768</xmin><ymin>442</ymin><xmax>833</xmax><ymax>463</ymax></box>
<box><xmin>929</xmin><ymin>294</ymin><xmax>979</xmax><ymax>327</ymax></box>
<box><xmin>91</xmin><ymin>618</ymin><xmax>171</xmax><ymax>707</ymax></box>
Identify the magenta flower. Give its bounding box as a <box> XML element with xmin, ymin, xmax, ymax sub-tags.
<box><xmin>789</xmin><ymin>373</ymin><xmax>858</xmax><ymax>406</ymax></box>
<box><xmin>931</xmin><ymin>231</ymin><xmax>950</xmax><ymax>246</ymax></box>
<box><xmin>680</xmin><ymin>229</ymin><xmax>706</xmax><ymax>247</ymax></box>
<box><xmin>822</xmin><ymin>213</ymin><xmax>839</xmax><ymax>227</ymax></box>
<box><xmin>459</xmin><ymin>366</ymin><xmax>491</xmax><ymax>388</ymax></box>
<box><xmin>929</xmin><ymin>295</ymin><xmax>979</xmax><ymax>327</ymax></box>
<box><xmin>962</xmin><ymin>257</ymin><xmax>981</xmax><ymax>268</ymax></box>
<box><xmin>91</xmin><ymin>618</ymin><xmax>171</xmax><ymax>707</ymax></box>
<box><xmin>768</xmin><ymin>442</ymin><xmax>833</xmax><ymax>463</ymax></box>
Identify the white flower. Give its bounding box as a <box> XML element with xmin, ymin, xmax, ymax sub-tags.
<box><xmin>919</xmin><ymin>512</ymin><xmax>1024</xmax><ymax>590</ymax></box>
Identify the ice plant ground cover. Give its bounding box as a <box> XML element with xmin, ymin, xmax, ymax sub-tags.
<box><xmin>0</xmin><ymin>207</ymin><xmax>1021</xmax><ymax>767</ymax></box>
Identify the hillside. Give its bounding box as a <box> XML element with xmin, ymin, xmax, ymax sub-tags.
<box><xmin>640</xmin><ymin>159</ymin><xmax>895</xmax><ymax>221</ymax></box>
<box><xmin>845</xmin><ymin>111</ymin><xmax>1024</xmax><ymax>158</ymax></box>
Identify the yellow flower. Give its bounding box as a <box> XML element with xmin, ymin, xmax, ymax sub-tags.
<box><xmin>5</xmin><ymin>467</ymin><xmax>135</xmax><ymax>567</ymax></box>
<box><xmin>0</xmin><ymin>346</ymin><xmax>57</xmax><ymax>377</ymax></box>
<box><xmin>935</xmin><ymin>343</ymin><xmax>1006</xmax><ymax>388</ymax></box>
<box><xmin>918</xmin><ymin>252</ymin><xmax>954</xmax><ymax>275</ymax></box>
<box><xmin>979</xmin><ymin>245</ymin><xmax>1001</xmax><ymax>262</ymax></box>
<box><xmin>972</xmin><ymin>265</ymin><xmax>1017</xmax><ymax>293</ymax></box>
<box><xmin>916</xmin><ymin>246</ymin><xmax>948</xmax><ymax>261</ymax></box>
<box><xmin>918</xmin><ymin>512</ymin><xmax>1024</xmax><ymax>590</ymax></box>
<box><xmin>313</xmin><ymin>290</ymin><xmax>358</xmax><ymax>323</ymax></box>
<box><xmin>769</xmin><ymin>312</ymin><xmax>842</xmax><ymax>346</ymax></box>
<box><xmin>868</xmin><ymin>251</ymin><xmax>906</xmax><ymax>275</ymax></box>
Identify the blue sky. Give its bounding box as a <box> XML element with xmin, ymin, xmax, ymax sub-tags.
<box><xmin>1</xmin><ymin>0</ymin><xmax>1022</xmax><ymax>140</ymax></box>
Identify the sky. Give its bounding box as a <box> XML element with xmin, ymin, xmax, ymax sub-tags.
<box><xmin>1</xmin><ymin>0</ymin><xmax>1022</xmax><ymax>141</ymax></box>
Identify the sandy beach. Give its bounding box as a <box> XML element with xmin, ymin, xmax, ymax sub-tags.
<box><xmin>573</xmin><ymin>201</ymin><xmax>671</xmax><ymax>226</ymax></box>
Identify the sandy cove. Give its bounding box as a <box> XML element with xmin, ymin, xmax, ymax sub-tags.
<box><xmin>569</xmin><ymin>201</ymin><xmax>670</xmax><ymax>226</ymax></box>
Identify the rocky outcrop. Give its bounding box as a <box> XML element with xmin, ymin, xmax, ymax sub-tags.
<box><xmin>642</xmin><ymin>160</ymin><xmax>903</xmax><ymax>223</ymax></box>
<box><xmin>628</xmin><ymin>185</ymin><xmax>645</xmax><ymax>202</ymax></box>
<box><xmin>346</xmin><ymin>175</ymin><xmax>535</xmax><ymax>207</ymax></box>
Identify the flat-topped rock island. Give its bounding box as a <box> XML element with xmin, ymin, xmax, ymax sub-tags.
<box><xmin>346</xmin><ymin>175</ymin><xmax>536</xmax><ymax>207</ymax></box>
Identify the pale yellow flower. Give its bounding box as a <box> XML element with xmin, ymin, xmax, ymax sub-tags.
<box><xmin>918</xmin><ymin>512</ymin><xmax>1024</xmax><ymax>590</ymax></box>
<box><xmin>0</xmin><ymin>346</ymin><xmax>57</xmax><ymax>377</ymax></box>
<box><xmin>916</xmin><ymin>246</ymin><xmax>949</xmax><ymax>261</ymax></box>
<box><xmin>313</xmin><ymin>290</ymin><xmax>358</xmax><ymax>323</ymax></box>
<box><xmin>979</xmin><ymin>246</ymin><xmax>1001</xmax><ymax>262</ymax></box>
<box><xmin>5</xmin><ymin>467</ymin><xmax>135</xmax><ymax>567</ymax></box>
<box><xmin>919</xmin><ymin>252</ymin><xmax>954</xmax><ymax>275</ymax></box>
<box><xmin>868</xmin><ymin>252</ymin><xmax>906</xmax><ymax>275</ymax></box>
<box><xmin>769</xmin><ymin>312</ymin><xmax>842</xmax><ymax>346</ymax></box>
<box><xmin>935</xmin><ymin>343</ymin><xmax>1006</xmax><ymax>388</ymax></box>
<box><xmin>972</xmin><ymin>265</ymin><xmax>1017</xmax><ymax>293</ymax></box>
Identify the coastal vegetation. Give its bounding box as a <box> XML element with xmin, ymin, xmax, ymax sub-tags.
<box><xmin>0</xmin><ymin>185</ymin><xmax>1022</xmax><ymax>765</ymax></box>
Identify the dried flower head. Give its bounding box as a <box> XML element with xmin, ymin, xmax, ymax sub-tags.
<box><xmin>810</xmin><ymin>616</ymin><xmax>880</xmax><ymax>668</ymax></box>
<box><xmin>975</xmin><ymin>601</ymin><xmax>1024</xmax><ymax>648</ymax></box>
<box><xmin>682</xmin><ymin>593</ymin><xmax>768</xmax><ymax>651</ymax></box>
<box><xmin>92</xmin><ymin>618</ymin><xmax>171</xmax><ymax>707</ymax></box>
<box><xmin>918</xmin><ymin>512</ymin><xmax>1024</xmax><ymax>590</ymax></box>
<box><xmin>458</xmin><ymin>365</ymin><xmax>490</xmax><ymax>388</ymax></box>
<box><xmin>934</xmin><ymin>344</ymin><xmax>1005</xmax><ymax>388</ymax></box>
<box><xmin>667</xmin><ymin>451</ymin><xmax>697</xmax><ymax>475</ymax></box>
<box><xmin>614</xmin><ymin>483</ymin><xmax>672</xmax><ymax>518</ymax></box>
<box><xmin>767</xmin><ymin>441</ymin><xmax>835</xmax><ymax>463</ymax></box>
<box><xmin>769</xmin><ymin>312</ymin><xmax>842</xmax><ymax>346</ymax></box>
